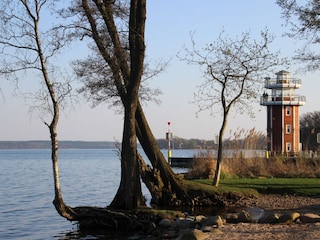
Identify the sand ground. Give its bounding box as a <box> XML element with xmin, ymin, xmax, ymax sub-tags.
<box><xmin>206</xmin><ymin>194</ymin><xmax>320</xmax><ymax>239</ymax></box>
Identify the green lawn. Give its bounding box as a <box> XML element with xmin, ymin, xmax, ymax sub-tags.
<box><xmin>188</xmin><ymin>178</ymin><xmax>320</xmax><ymax>197</ymax></box>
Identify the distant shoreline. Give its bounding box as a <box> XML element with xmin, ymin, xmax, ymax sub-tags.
<box><xmin>0</xmin><ymin>141</ymin><xmax>117</xmax><ymax>149</ymax></box>
<box><xmin>0</xmin><ymin>138</ymin><xmax>217</xmax><ymax>150</ymax></box>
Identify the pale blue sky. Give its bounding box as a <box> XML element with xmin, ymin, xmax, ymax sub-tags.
<box><xmin>0</xmin><ymin>1</ymin><xmax>318</xmax><ymax>141</ymax></box>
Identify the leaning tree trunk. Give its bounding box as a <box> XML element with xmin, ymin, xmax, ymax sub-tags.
<box><xmin>212</xmin><ymin>130</ymin><xmax>223</xmax><ymax>187</ymax></box>
<box><xmin>135</xmin><ymin>102</ymin><xmax>190</xmax><ymax>206</ymax></box>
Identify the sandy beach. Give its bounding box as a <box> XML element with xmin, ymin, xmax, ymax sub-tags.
<box><xmin>212</xmin><ymin>222</ymin><xmax>320</xmax><ymax>240</ymax></box>
<box><xmin>206</xmin><ymin>194</ymin><xmax>320</xmax><ymax>239</ymax></box>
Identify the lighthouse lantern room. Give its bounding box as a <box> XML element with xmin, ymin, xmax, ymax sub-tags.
<box><xmin>260</xmin><ymin>70</ymin><xmax>306</xmax><ymax>155</ymax></box>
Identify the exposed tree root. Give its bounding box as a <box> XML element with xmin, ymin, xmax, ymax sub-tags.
<box><xmin>58</xmin><ymin>204</ymin><xmax>143</xmax><ymax>230</ymax></box>
<box><xmin>74</xmin><ymin>206</ymin><xmax>141</xmax><ymax>230</ymax></box>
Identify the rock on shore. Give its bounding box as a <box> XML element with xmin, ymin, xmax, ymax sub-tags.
<box><xmin>129</xmin><ymin>194</ymin><xmax>320</xmax><ymax>239</ymax></box>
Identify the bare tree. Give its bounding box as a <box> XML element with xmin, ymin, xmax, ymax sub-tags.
<box><xmin>72</xmin><ymin>0</ymin><xmax>190</xmax><ymax>208</ymax></box>
<box><xmin>0</xmin><ymin>0</ymin><xmax>75</xmax><ymax>217</ymax></box>
<box><xmin>300</xmin><ymin>111</ymin><xmax>320</xmax><ymax>152</ymax></box>
<box><xmin>179</xmin><ymin>30</ymin><xmax>285</xmax><ymax>186</ymax></box>
<box><xmin>0</xmin><ymin>0</ymin><xmax>153</xmax><ymax>227</ymax></box>
<box><xmin>277</xmin><ymin>0</ymin><xmax>320</xmax><ymax>72</ymax></box>
<box><xmin>0</xmin><ymin>0</ymin><xmax>224</xmax><ymax>230</ymax></box>
<box><xmin>73</xmin><ymin>0</ymin><xmax>145</xmax><ymax>210</ymax></box>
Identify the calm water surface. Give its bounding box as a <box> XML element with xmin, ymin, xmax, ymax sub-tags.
<box><xmin>0</xmin><ymin>148</ymin><xmax>194</xmax><ymax>239</ymax></box>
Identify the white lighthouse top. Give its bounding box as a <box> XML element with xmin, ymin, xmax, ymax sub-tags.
<box><xmin>264</xmin><ymin>70</ymin><xmax>301</xmax><ymax>89</ymax></box>
<box><xmin>276</xmin><ymin>70</ymin><xmax>290</xmax><ymax>75</ymax></box>
<box><xmin>260</xmin><ymin>70</ymin><xmax>306</xmax><ymax>106</ymax></box>
<box><xmin>276</xmin><ymin>70</ymin><xmax>290</xmax><ymax>83</ymax></box>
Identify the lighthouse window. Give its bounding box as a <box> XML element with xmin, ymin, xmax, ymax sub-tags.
<box><xmin>286</xmin><ymin>142</ymin><xmax>291</xmax><ymax>152</ymax></box>
<box><xmin>286</xmin><ymin>106</ymin><xmax>291</xmax><ymax>116</ymax></box>
<box><xmin>286</xmin><ymin>124</ymin><xmax>291</xmax><ymax>134</ymax></box>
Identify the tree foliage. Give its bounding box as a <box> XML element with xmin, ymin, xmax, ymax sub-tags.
<box><xmin>179</xmin><ymin>30</ymin><xmax>285</xmax><ymax>186</ymax></box>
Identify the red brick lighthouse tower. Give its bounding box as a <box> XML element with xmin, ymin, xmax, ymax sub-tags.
<box><xmin>260</xmin><ymin>70</ymin><xmax>306</xmax><ymax>155</ymax></box>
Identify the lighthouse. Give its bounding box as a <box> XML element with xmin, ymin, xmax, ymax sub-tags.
<box><xmin>260</xmin><ymin>70</ymin><xmax>306</xmax><ymax>155</ymax></box>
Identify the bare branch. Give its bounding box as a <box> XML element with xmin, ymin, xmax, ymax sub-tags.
<box><xmin>179</xmin><ymin>29</ymin><xmax>287</xmax><ymax>186</ymax></box>
<box><xmin>277</xmin><ymin>0</ymin><xmax>320</xmax><ymax>72</ymax></box>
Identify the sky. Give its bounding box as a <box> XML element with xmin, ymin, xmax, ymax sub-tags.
<box><xmin>0</xmin><ymin>1</ymin><xmax>319</xmax><ymax>141</ymax></box>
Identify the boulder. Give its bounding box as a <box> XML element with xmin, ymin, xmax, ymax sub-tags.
<box><xmin>259</xmin><ymin>212</ymin><xmax>280</xmax><ymax>223</ymax></box>
<box><xmin>246</xmin><ymin>207</ymin><xmax>265</xmax><ymax>221</ymax></box>
<box><xmin>200</xmin><ymin>215</ymin><xmax>223</xmax><ymax>227</ymax></box>
<box><xmin>238</xmin><ymin>210</ymin><xmax>256</xmax><ymax>223</ymax></box>
<box><xmin>225</xmin><ymin>213</ymin><xmax>239</xmax><ymax>223</ymax></box>
<box><xmin>158</xmin><ymin>218</ymin><xmax>172</xmax><ymax>228</ymax></box>
<box><xmin>300</xmin><ymin>213</ymin><xmax>320</xmax><ymax>223</ymax></box>
<box><xmin>278</xmin><ymin>212</ymin><xmax>300</xmax><ymax>223</ymax></box>
<box><xmin>173</xmin><ymin>218</ymin><xmax>196</xmax><ymax>230</ymax></box>
<box><xmin>195</xmin><ymin>215</ymin><xmax>206</xmax><ymax>223</ymax></box>
<box><xmin>201</xmin><ymin>225</ymin><xmax>213</xmax><ymax>232</ymax></box>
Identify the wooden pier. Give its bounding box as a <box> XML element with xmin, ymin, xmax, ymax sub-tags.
<box><xmin>169</xmin><ymin>157</ymin><xmax>215</xmax><ymax>168</ymax></box>
<box><xmin>169</xmin><ymin>157</ymin><xmax>193</xmax><ymax>168</ymax></box>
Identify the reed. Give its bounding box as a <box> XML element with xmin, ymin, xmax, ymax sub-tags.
<box><xmin>185</xmin><ymin>127</ymin><xmax>320</xmax><ymax>179</ymax></box>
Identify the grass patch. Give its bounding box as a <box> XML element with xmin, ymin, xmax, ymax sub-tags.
<box><xmin>185</xmin><ymin>178</ymin><xmax>259</xmax><ymax>196</ymax></box>
<box><xmin>187</xmin><ymin>178</ymin><xmax>320</xmax><ymax>197</ymax></box>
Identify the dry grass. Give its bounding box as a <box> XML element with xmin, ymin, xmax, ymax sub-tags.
<box><xmin>185</xmin><ymin>156</ymin><xmax>320</xmax><ymax>179</ymax></box>
<box><xmin>185</xmin><ymin>127</ymin><xmax>320</xmax><ymax>179</ymax></box>
<box><xmin>222</xmin><ymin>156</ymin><xmax>320</xmax><ymax>178</ymax></box>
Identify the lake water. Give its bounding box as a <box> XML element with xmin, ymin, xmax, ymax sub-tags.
<box><xmin>0</xmin><ymin>148</ymin><xmax>197</xmax><ymax>239</ymax></box>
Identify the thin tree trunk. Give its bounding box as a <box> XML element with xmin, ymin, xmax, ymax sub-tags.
<box><xmin>34</xmin><ymin>13</ymin><xmax>74</xmax><ymax>218</ymax></box>
<box><xmin>51</xmin><ymin>122</ymin><xmax>76</xmax><ymax>219</ymax></box>
<box><xmin>212</xmin><ymin>113</ymin><xmax>228</xmax><ymax>187</ymax></box>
